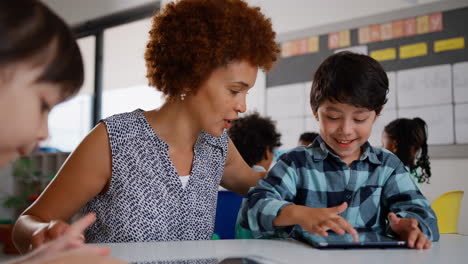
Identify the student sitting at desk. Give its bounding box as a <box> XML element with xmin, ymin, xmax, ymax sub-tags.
<box><xmin>245</xmin><ymin>52</ymin><xmax>439</xmax><ymax>249</ymax></box>
<box><xmin>13</xmin><ymin>0</ymin><xmax>279</xmax><ymax>249</ymax></box>
<box><xmin>227</xmin><ymin>112</ymin><xmax>282</xmax><ymax>239</ymax></box>
<box><xmin>382</xmin><ymin>117</ymin><xmax>432</xmax><ymax>187</ymax></box>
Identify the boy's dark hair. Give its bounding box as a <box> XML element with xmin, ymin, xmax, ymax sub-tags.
<box><xmin>228</xmin><ymin>112</ymin><xmax>282</xmax><ymax>167</ymax></box>
<box><xmin>384</xmin><ymin>117</ymin><xmax>431</xmax><ymax>184</ymax></box>
<box><xmin>145</xmin><ymin>0</ymin><xmax>279</xmax><ymax>101</ymax></box>
<box><xmin>0</xmin><ymin>0</ymin><xmax>84</xmax><ymax>99</ymax></box>
<box><xmin>310</xmin><ymin>51</ymin><xmax>388</xmax><ymax>115</ymax></box>
<box><xmin>299</xmin><ymin>132</ymin><xmax>319</xmax><ymax>145</ymax></box>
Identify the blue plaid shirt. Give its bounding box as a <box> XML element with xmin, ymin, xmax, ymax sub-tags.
<box><xmin>245</xmin><ymin>137</ymin><xmax>439</xmax><ymax>241</ymax></box>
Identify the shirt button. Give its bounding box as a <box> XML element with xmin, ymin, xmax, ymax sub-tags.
<box><xmin>346</xmin><ymin>195</ymin><xmax>351</xmax><ymax>199</ymax></box>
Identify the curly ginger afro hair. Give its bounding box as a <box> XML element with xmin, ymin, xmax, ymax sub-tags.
<box><xmin>145</xmin><ymin>0</ymin><xmax>279</xmax><ymax>100</ymax></box>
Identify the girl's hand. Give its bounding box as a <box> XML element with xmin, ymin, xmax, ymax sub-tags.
<box><xmin>31</xmin><ymin>219</ymin><xmax>72</xmax><ymax>250</ymax></box>
<box><xmin>29</xmin><ymin>213</ymin><xmax>109</xmax><ymax>257</ymax></box>
<box><xmin>388</xmin><ymin>212</ymin><xmax>431</xmax><ymax>249</ymax></box>
<box><xmin>7</xmin><ymin>213</ymin><xmax>119</xmax><ymax>264</ymax></box>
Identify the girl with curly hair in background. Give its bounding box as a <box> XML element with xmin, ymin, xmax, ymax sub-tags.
<box><xmin>382</xmin><ymin>117</ymin><xmax>432</xmax><ymax>186</ymax></box>
<box><xmin>14</xmin><ymin>0</ymin><xmax>279</xmax><ymax>249</ymax></box>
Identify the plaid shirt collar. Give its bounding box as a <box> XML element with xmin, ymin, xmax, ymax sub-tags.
<box><xmin>309</xmin><ymin>136</ymin><xmax>381</xmax><ymax>165</ymax></box>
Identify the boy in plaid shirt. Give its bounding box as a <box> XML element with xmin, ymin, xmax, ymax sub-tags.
<box><xmin>245</xmin><ymin>51</ymin><xmax>439</xmax><ymax>249</ymax></box>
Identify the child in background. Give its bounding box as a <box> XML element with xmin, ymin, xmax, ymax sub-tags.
<box><xmin>0</xmin><ymin>0</ymin><xmax>123</xmax><ymax>263</ymax></box>
<box><xmin>246</xmin><ymin>51</ymin><xmax>439</xmax><ymax>249</ymax></box>
<box><xmin>227</xmin><ymin>112</ymin><xmax>282</xmax><ymax>238</ymax></box>
<box><xmin>382</xmin><ymin>118</ymin><xmax>431</xmax><ymax>186</ymax></box>
<box><xmin>298</xmin><ymin>132</ymin><xmax>319</xmax><ymax>146</ymax></box>
<box><xmin>228</xmin><ymin>112</ymin><xmax>282</xmax><ymax>172</ymax></box>
<box><xmin>14</xmin><ymin>0</ymin><xmax>279</xmax><ymax>249</ymax></box>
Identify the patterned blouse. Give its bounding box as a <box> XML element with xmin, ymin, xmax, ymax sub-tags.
<box><xmin>81</xmin><ymin>109</ymin><xmax>229</xmax><ymax>243</ymax></box>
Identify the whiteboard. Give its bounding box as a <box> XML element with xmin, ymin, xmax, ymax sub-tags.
<box><xmin>397</xmin><ymin>64</ymin><xmax>452</xmax><ymax>107</ymax></box>
<box><xmin>454</xmin><ymin>62</ymin><xmax>468</xmax><ymax>104</ymax></box>
<box><xmin>368</xmin><ymin>108</ymin><xmax>398</xmax><ymax>147</ymax></box>
<box><xmin>455</xmin><ymin>104</ymin><xmax>468</xmax><ymax>144</ymax></box>
<box><xmin>275</xmin><ymin>117</ymin><xmax>305</xmax><ymax>150</ymax></box>
<box><xmin>386</xmin><ymin>71</ymin><xmax>397</xmax><ymax>109</ymax></box>
<box><xmin>266</xmin><ymin>83</ymin><xmax>307</xmax><ymax>119</ymax></box>
<box><xmin>398</xmin><ymin>104</ymin><xmax>454</xmax><ymax>145</ymax></box>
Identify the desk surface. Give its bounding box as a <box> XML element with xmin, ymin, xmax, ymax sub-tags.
<box><xmin>100</xmin><ymin>234</ymin><xmax>467</xmax><ymax>264</ymax></box>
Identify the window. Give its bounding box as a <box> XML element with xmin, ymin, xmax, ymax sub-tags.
<box><xmin>44</xmin><ymin>36</ymin><xmax>95</xmax><ymax>152</ymax></box>
<box><xmin>101</xmin><ymin>18</ymin><xmax>164</xmax><ymax>119</ymax></box>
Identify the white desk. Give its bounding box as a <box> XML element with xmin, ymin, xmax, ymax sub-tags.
<box><xmin>100</xmin><ymin>234</ymin><xmax>467</xmax><ymax>264</ymax></box>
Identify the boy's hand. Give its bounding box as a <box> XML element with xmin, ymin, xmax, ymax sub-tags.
<box><xmin>388</xmin><ymin>212</ymin><xmax>431</xmax><ymax>249</ymax></box>
<box><xmin>296</xmin><ymin>202</ymin><xmax>358</xmax><ymax>241</ymax></box>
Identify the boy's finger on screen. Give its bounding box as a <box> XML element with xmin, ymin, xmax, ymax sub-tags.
<box><xmin>322</xmin><ymin>221</ymin><xmax>345</xmax><ymax>236</ymax></box>
<box><xmin>319</xmin><ymin>230</ymin><xmax>329</xmax><ymax>237</ymax></box>
<box><xmin>407</xmin><ymin>231</ymin><xmax>419</xmax><ymax>248</ymax></box>
<box><xmin>312</xmin><ymin>227</ymin><xmax>328</xmax><ymax>237</ymax></box>
<box><xmin>423</xmin><ymin>239</ymin><xmax>431</xmax><ymax>249</ymax></box>
<box><xmin>416</xmin><ymin>235</ymin><xmax>427</xmax><ymax>249</ymax></box>
<box><xmin>342</xmin><ymin>225</ymin><xmax>358</xmax><ymax>241</ymax></box>
<box><xmin>349</xmin><ymin>230</ymin><xmax>359</xmax><ymax>242</ymax></box>
<box><xmin>334</xmin><ymin>216</ymin><xmax>358</xmax><ymax>239</ymax></box>
<box><xmin>336</xmin><ymin>221</ymin><xmax>358</xmax><ymax>241</ymax></box>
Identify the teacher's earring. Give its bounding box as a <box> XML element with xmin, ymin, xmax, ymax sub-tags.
<box><xmin>180</xmin><ymin>93</ymin><xmax>186</xmax><ymax>101</ymax></box>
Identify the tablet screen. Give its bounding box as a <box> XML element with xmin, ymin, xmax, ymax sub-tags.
<box><xmin>131</xmin><ymin>257</ymin><xmax>264</xmax><ymax>264</ymax></box>
<box><xmin>297</xmin><ymin>231</ymin><xmax>407</xmax><ymax>249</ymax></box>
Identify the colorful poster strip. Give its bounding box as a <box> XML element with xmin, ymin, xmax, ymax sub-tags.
<box><xmin>281</xmin><ymin>11</ymin><xmax>449</xmax><ymax>58</ymax></box>
<box><xmin>358</xmin><ymin>12</ymin><xmax>443</xmax><ymax>45</ymax></box>
<box><xmin>281</xmin><ymin>36</ymin><xmax>320</xmax><ymax>58</ymax></box>
<box><xmin>328</xmin><ymin>30</ymin><xmax>351</xmax><ymax>50</ymax></box>
<box><xmin>434</xmin><ymin>37</ymin><xmax>465</xmax><ymax>53</ymax></box>
<box><xmin>400</xmin><ymin>42</ymin><xmax>428</xmax><ymax>59</ymax></box>
<box><xmin>370</xmin><ymin>48</ymin><xmax>397</xmax><ymax>61</ymax></box>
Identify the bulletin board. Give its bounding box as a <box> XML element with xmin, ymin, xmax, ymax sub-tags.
<box><xmin>267</xmin><ymin>6</ymin><xmax>468</xmax><ymax>87</ymax></box>
<box><xmin>265</xmin><ymin>3</ymin><xmax>468</xmax><ymax>155</ymax></box>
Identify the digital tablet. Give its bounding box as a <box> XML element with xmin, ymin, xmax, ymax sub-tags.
<box><xmin>131</xmin><ymin>257</ymin><xmax>265</xmax><ymax>264</ymax></box>
<box><xmin>297</xmin><ymin>231</ymin><xmax>407</xmax><ymax>249</ymax></box>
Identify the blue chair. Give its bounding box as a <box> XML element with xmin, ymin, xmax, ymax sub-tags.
<box><xmin>213</xmin><ymin>190</ymin><xmax>243</xmax><ymax>239</ymax></box>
